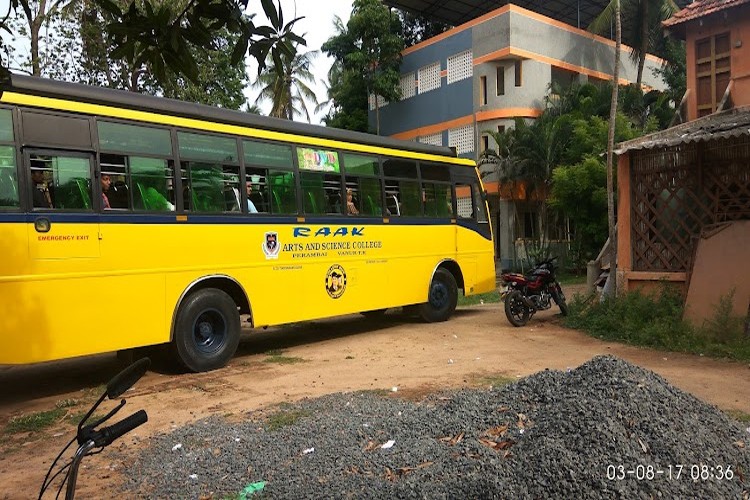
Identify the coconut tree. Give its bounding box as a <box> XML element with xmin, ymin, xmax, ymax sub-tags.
<box><xmin>588</xmin><ymin>0</ymin><xmax>680</xmax><ymax>87</ymax></box>
<box><xmin>251</xmin><ymin>45</ymin><xmax>319</xmax><ymax>121</ymax></box>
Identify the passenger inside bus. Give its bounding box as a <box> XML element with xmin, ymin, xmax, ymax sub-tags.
<box><xmin>246</xmin><ymin>181</ymin><xmax>258</xmax><ymax>213</ymax></box>
<box><xmin>31</xmin><ymin>164</ymin><xmax>53</xmax><ymax>208</ymax></box>
<box><xmin>346</xmin><ymin>188</ymin><xmax>359</xmax><ymax>215</ymax></box>
<box><xmin>101</xmin><ymin>174</ymin><xmax>112</xmax><ymax>209</ymax></box>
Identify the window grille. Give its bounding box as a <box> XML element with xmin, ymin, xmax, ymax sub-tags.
<box><xmin>447</xmin><ymin>50</ymin><xmax>472</xmax><ymax>84</ymax></box>
<box><xmin>400</xmin><ymin>73</ymin><xmax>416</xmax><ymax>100</ymax></box>
<box><xmin>448</xmin><ymin>125</ymin><xmax>474</xmax><ymax>154</ymax></box>
<box><xmin>368</xmin><ymin>94</ymin><xmax>387</xmax><ymax>111</ymax></box>
<box><xmin>418</xmin><ymin>62</ymin><xmax>441</xmax><ymax>94</ymax></box>
<box><xmin>419</xmin><ymin>133</ymin><xmax>442</xmax><ymax>146</ymax></box>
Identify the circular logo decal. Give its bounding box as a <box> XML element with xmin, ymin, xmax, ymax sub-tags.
<box><xmin>325</xmin><ymin>264</ymin><xmax>347</xmax><ymax>299</ymax></box>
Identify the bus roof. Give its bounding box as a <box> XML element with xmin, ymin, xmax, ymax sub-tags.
<box><xmin>3</xmin><ymin>74</ymin><xmax>462</xmax><ymax>160</ymax></box>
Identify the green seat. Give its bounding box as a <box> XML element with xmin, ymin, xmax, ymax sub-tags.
<box><xmin>76</xmin><ymin>178</ymin><xmax>91</xmax><ymax>209</ymax></box>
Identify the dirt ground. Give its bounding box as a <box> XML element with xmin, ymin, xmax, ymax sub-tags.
<box><xmin>2</xmin><ymin>295</ymin><xmax>749</xmax><ymax>499</ymax></box>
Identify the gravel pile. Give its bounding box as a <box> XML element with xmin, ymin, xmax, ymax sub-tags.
<box><xmin>124</xmin><ymin>355</ymin><xmax>749</xmax><ymax>499</ymax></box>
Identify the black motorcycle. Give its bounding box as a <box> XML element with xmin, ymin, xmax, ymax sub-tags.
<box><xmin>500</xmin><ymin>257</ymin><xmax>568</xmax><ymax>327</ymax></box>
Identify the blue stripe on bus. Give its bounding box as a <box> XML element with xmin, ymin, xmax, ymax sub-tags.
<box><xmin>0</xmin><ymin>212</ymin><xmax>490</xmax><ymax>238</ymax></box>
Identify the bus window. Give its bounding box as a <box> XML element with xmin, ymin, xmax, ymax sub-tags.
<box><xmin>130</xmin><ymin>157</ymin><xmax>175</xmax><ymax>212</ymax></box>
<box><xmin>383</xmin><ymin>158</ymin><xmax>419</xmax><ymax>217</ymax></box>
<box><xmin>245</xmin><ymin>167</ymin><xmax>269</xmax><ymax>213</ymax></box>
<box><xmin>98</xmin><ymin>121</ymin><xmax>172</xmax><ymax>156</ymax></box>
<box><xmin>30</xmin><ymin>154</ymin><xmax>92</xmax><ymax>210</ymax></box>
<box><xmin>179</xmin><ymin>132</ymin><xmax>240</xmax><ymax>213</ymax></box>
<box><xmin>0</xmin><ymin>110</ymin><xmax>18</xmax><ymax>209</ymax></box>
<box><xmin>423</xmin><ymin>182</ymin><xmax>453</xmax><ymax>217</ymax></box>
<box><xmin>268</xmin><ymin>171</ymin><xmax>296</xmax><ymax>214</ymax></box>
<box><xmin>184</xmin><ymin>162</ymin><xmax>239</xmax><ymax>212</ymax></box>
<box><xmin>0</xmin><ymin>146</ymin><xmax>19</xmax><ymax>209</ymax></box>
<box><xmin>473</xmin><ymin>183</ymin><xmax>489</xmax><ymax>223</ymax></box>
<box><xmin>300</xmin><ymin>172</ymin><xmax>341</xmax><ymax>215</ymax></box>
<box><xmin>345</xmin><ymin>177</ymin><xmax>382</xmax><ymax>216</ymax></box>
<box><xmin>244</xmin><ymin>140</ymin><xmax>296</xmax><ymax>214</ymax></box>
<box><xmin>100</xmin><ymin>154</ymin><xmax>130</xmax><ymax>210</ymax></box>
<box><xmin>343</xmin><ymin>153</ymin><xmax>380</xmax><ymax>216</ymax></box>
<box><xmin>455</xmin><ymin>182</ymin><xmax>474</xmax><ymax>219</ymax></box>
<box><xmin>243</xmin><ymin>139</ymin><xmax>293</xmax><ymax>168</ymax></box>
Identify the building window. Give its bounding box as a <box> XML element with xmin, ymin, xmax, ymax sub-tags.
<box><xmin>696</xmin><ymin>32</ymin><xmax>731</xmax><ymax>117</ymax></box>
<box><xmin>418</xmin><ymin>62</ymin><xmax>441</xmax><ymax>94</ymax></box>
<box><xmin>447</xmin><ymin>50</ymin><xmax>472</xmax><ymax>84</ymax></box>
<box><xmin>496</xmin><ymin>65</ymin><xmax>505</xmax><ymax>95</ymax></box>
<box><xmin>368</xmin><ymin>94</ymin><xmax>387</xmax><ymax>111</ymax></box>
<box><xmin>480</xmin><ymin>76</ymin><xmax>487</xmax><ymax>105</ymax></box>
<box><xmin>448</xmin><ymin>125</ymin><xmax>474</xmax><ymax>155</ymax></box>
<box><xmin>400</xmin><ymin>72</ymin><xmax>416</xmax><ymax>100</ymax></box>
<box><xmin>514</xmin><ymin>60</ymin><xmax>523</xmax><ymax>87</ymax></box>
<box><xmin>481</xmin><ymin>135</ymin><xmax>489</xmax><ymax>152</ymax></box>
<box><xmin>497</xmin><ymin>125</ymin><xmax>506</xmax><ymax>134</ymax></box>
<box><xmin>419</xmin><ymin>133</ymin><xmax>442</xmax><ymax>146</ymax></box>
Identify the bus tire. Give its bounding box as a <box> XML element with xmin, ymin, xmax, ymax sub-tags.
<box><xmin>418</xmin><ymin>268</ymin><xmax>458</xmax><ymax>323</ymax></box>
<box><xmin>172</xmin><ymin>288</ymin><xmax>241</xmax><ymax>372</ymax></box>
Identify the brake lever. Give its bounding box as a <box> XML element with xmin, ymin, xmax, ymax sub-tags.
<box><xmin>77</xmin><ymin>400</ymin><xmax>125</xmax><ymax>445</ymax></box>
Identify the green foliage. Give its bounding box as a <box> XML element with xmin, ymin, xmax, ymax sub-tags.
<box><xmin>0</xmin><ymin>0</ymin><xmax>305</xmax><ymax>86</ymax></box>
<box><xmin>566</xmin><ymin>286</ymin><xmax>750</xmax><ymax>361</ymax></box>
<box><xmin>5</xmin><ymin>408</ymin><xmax>65</xmax><ymax>434</ymax></box>
<box><xmin>549</xmin><ymin>157</ymin><xmax>608</xmax><ymax>265</ymax></box>
<box><xmin>458</xmin><ymin>290</ymin><xmax>501</xmax><ymax>306</ymax></box>
<box><xmin>263</xmin><ymin>350</ymin><xmax>305</xmax><ymax>364</ymax></box>
<box><xmin>322</xmin><ymin>0</ymin><xmax>404</xmax><ymax>132</ymax></box>
<box><xmin>252</xmin><ymin>45</ymin><xmax>319</xmax><ymax>120</ymax></box>
<box><xmin>266</xmin><ymin>409</ymin><xmax>310</xmax><ymax>431</ymax></box>
<box><xmin>397</xmin><ymin>9</ymin><xmax>450</xmax><ymax>47</ymax></box>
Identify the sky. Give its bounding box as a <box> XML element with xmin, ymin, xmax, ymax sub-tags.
<box><xmin>245</xmin><ymin>0</ymin><xmax>353</xmax><ymax>124</ymax></box>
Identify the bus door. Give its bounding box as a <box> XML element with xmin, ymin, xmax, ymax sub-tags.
<box><xmin>453</xmin><ymin>170</ymin><xmax>492</xmax><ymax>294</ymax></box>
<box><xmin>24</xmin><ymin>149</ymin><xmax>100</xmax><ymax>260</ymax></box>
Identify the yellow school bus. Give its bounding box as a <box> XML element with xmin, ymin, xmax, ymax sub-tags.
<box><xmin>0</xmin><ymin>75</ymin><xmax>495</xmax><ymax>372</ymax></box>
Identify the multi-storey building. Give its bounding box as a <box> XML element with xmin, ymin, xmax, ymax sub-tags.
<box><xmin>373</xmin><ymin>3</ymin><xmax>669</xmax><ymax>269</ymax></box>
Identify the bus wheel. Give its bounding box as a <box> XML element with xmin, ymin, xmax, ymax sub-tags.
<box><xmin>172</xmin><ymin>289</ymin><xmax>241</xmax><ymax>372</ymax></box>
<box><xmin>419</xmin><ymin>268</ymin><xmax>458</xmax><ymax>323</ymax></box>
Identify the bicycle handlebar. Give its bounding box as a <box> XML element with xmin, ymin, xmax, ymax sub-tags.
<box><xmin>94</xmin><ymin>410</ymin><xmax>148</xmax><ymax>448</ymax></box>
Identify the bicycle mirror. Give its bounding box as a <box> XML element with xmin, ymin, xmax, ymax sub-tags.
<box><xmin>106</xmin><ymin>357</ymin><xmax>151</xmax><ymax>399</ymax></box>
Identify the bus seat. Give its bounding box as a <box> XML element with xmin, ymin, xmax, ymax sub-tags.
<box><xmin>366</xmin><ymin>195</ymin><xmax>380</xmax><ymax>216</ymax></box>
<box><xmin>0</xmin><ymin>170</ymin><xmax>18</xmax><ymax>207</ymax></box>
<box><xmin>272</xmin><ymin>189</ymin><xmax>282</xmax><ymax>213</ymax></box>
<box><xmin>76</xmin><ymin>178</ymin><xmax>91</xmax><ymax>209</ymax></box>
<box><xmin>138</xmin><ymin>183</ymin><xmax>172</xmax><ymax>211</ymax></box>
<box><xmin>306</xmin><ymin>191</ymin><xmax>318</xmax><ymax>214</ymax></box>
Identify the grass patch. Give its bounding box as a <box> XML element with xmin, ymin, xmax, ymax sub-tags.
<box><xmin>565</xmin><ymin>285</ymin><xmax>750</xmax><ymax>362</ymax></box>
<box><xmin>5</xmin><ymin>408</ymin><xmax>66</xmax><ymax>434</ymax></box>
<box><xmin>266</xmin><ymin>410</ymin><xmax>311</xmax><ymax>431</ymax></box>
<box><xmin>263</xmin><ymin>350</ymin><xmax>306</xmax><ymax>365</ymax></box>
<box><xmin>725</xmin><ymin>409</ymin><xmax>750</xmax><ymax>423</ymax></box>
<box><xmin>459</xmin><ymin>290</ymin><xmax>501</xmax><ymax>307</ymax></box>
<box><xmin>557</xmin><ymin>273</ymin><xmax>587</xmax><ymax>286</ymax></box>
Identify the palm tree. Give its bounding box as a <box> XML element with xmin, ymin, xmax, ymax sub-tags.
<box><xmin>251</xmin><ymin>45</ymin><xmax>320</xmax><ymax>122</ymax></box>
<box><xmin>605</xmin><ymin>0</ymin><xmax>622</xmax><ymax>297</ymax></box>
<box><xmin>588</xmin><ymin>0</ymin><xmax>680</xmax><ymax>87</ymax></box>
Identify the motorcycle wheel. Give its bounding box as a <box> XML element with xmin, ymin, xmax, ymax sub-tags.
<box><xmin>552</xmin><ymin>288</ymin><xmax>569</xmax><ymax>316</ymax></box>
<box><xmin>504</xmin><ymin>290</ymin><xmax>531</xmax><ymax>327</ymax></box>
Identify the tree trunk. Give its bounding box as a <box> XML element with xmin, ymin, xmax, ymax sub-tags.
<box><xmin>636</xmin><ymin>0</ymin><xmax>648</xmax><ymax>87</ymax></box>
<box><xmin>605</xmin><ymin>0</ymin><xmax>621</xmax><ymax>297</ymax></box>
<box><xmin>29</xmin><ymin>0</ymin><xmax>49</xmax><ymax>76</ymax></box>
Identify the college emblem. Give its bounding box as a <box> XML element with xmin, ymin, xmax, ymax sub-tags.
<box><xmin>262</xmin><ymin>231</ymin><xmax>280</xmax><ymax>259</ymax></box>
<box><xmin>325</xmin><ymin>264</ymin><xmax>347</xmax><ymax>299</ymax></box>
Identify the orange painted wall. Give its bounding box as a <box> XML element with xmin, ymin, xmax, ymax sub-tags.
<box><xmin>683</xmin><ymin>5</ymin><xmax>750</xmax><ymax>120</ymax></box>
